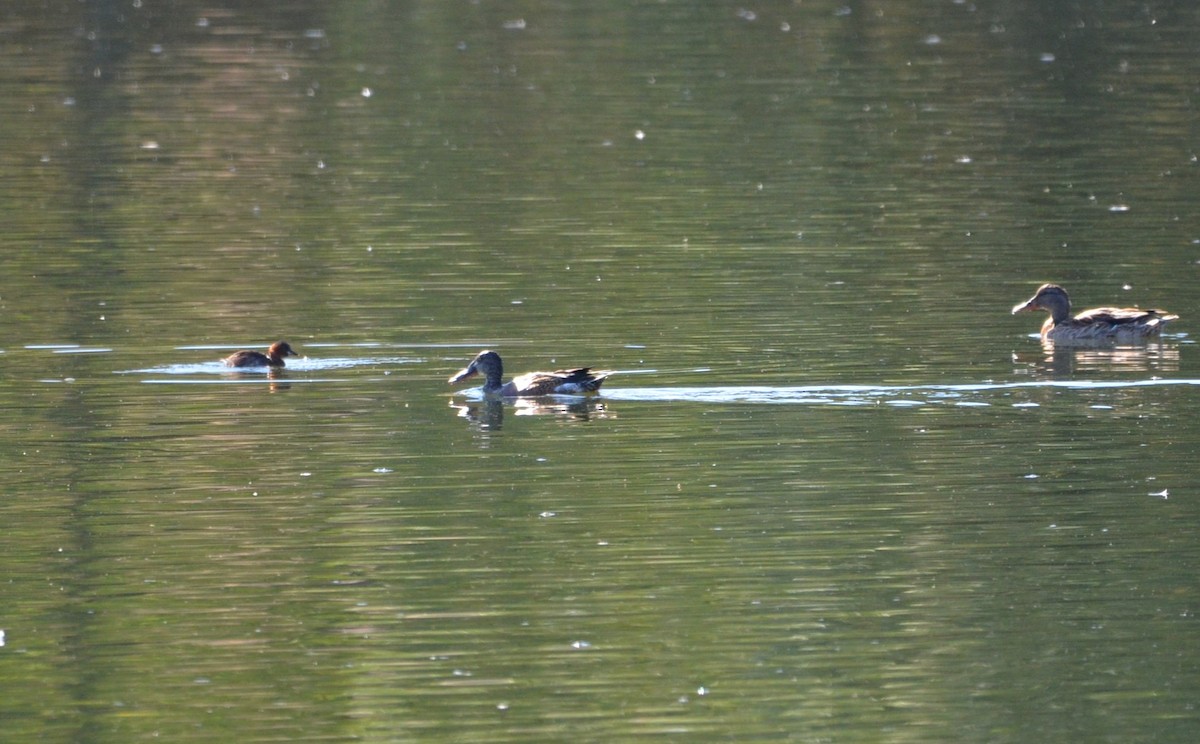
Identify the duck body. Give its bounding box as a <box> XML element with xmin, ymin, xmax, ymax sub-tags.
<box><xmin>1012</xmin><ymin>284</ymin><xmax>1178</xmax><ymax>343</ymax></box>
<box><xmin>222</xmin><ymin>341</ymin><xmax>299</xmax><ymax>368</ymax></box>
<box><xmin>448</xmin><ymin>350</ymin><xmax>611</xmax><ymax>396</ymax></box>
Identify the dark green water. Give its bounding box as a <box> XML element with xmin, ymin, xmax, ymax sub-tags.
<box><xmin>2</xmin><ymin>2</ymin><xmax>1198</xmax><ymax>742</ymax></box>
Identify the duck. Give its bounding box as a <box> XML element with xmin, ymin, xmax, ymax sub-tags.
<box><xmin>222</xmin><ymin>341</ymin><xmax>300</xmax><ymax>368</ymax></box>
<box><xmin>448</xmin><ymin>350</ymin><xmax>612</xmax><ymax>396</ymax></box>
<box><xmin>1012</xmin><ymin>284</ymin><xmax>1178</xmax><ymax>343</ymax></box>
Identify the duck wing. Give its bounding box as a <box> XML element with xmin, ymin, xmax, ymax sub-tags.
<box><xmin>1074</xmin><ymin>307</ymin><xmax>1177</xmax><ymax>326</ymax></box>
<box><xmin>510</xmin><ymin>367</ymin><xmax>612</xmax><ymax>396</ymax></box>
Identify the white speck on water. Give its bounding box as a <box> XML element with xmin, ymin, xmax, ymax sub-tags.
<box><xmin>1150</xmin><ymin>489</ymin><xmax>1169</xmax><ymax>499</ymax></box>
<box><xmin>1040</xmin><ymin>52</ymin><xmax>1055</xmax><ymax>62</ymax></box>
<box><xmin>1109</xmin><ymin>204</ymin><xmax>1130</xmax><ymax>212</ymax></box>
<box><xmin>634</xmin><ymin>129</ymin><xmax>645</xmax><ymax>141</ymax></box>
<box><xmin>539</xmin><ymin>511</ymin><xmax>556</xmax><ymax>518</ymax></box>
<box><xmin>373</xmin><ymin>468</ymin><xmax>392</xmax><ymax>474</ymax></box>
<box><xmin>1024</xmin><ymin>473</ymin><xmax>1039</xmax><ymax>479</ymax></box>
<box><xmin>361</xmin><ymin>87</ymin><xmax>372</xmax><ymax>98</ymax></box>
<box><xmin>571</xmin><ymin>640</ymin><xmax>591</xmax><ymax>649</ymax></box>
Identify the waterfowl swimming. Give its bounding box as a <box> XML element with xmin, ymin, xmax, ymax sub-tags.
<box><xmin>1012</xmin><ymin>284</ymin><xmax>1178</xmax><ymax>343</ymax></box>
<box><xmin>222</xmin><ymin>341</ymin><xmax>299</xmax><ymax>368</ymax></box>
<box><xmin>448</xmin><ymin>350</ymin><xmax>612</xmax><ymax>396</ymax></box>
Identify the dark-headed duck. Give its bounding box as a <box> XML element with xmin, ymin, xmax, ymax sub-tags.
<box><xmin>448</xmin><ymin>350</ymin><xmax>611</xmax><ymax>396</ymax></box>
<box><xmin>222</xmin><ymin>341</ymin><xmax>299</xmax><ymax>368</ymax></box>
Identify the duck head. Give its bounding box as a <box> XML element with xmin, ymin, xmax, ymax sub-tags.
<box><xmin>448</xmin><ymin>350</ymin><xmax>503</xmax><ymax>386</ymax></box>
<box><xmin>1012</xmin><ymin>284</ymin><xmax>1071</xmax><ymax>323</ymax></box>
<box><xmin>267</xmin><ymin>341</ymin><xmax>300</xmax><ymax>361</ymax></box>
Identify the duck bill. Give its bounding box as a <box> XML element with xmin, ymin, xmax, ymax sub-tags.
<box><xmin>448</xmin><ymin>365</ymin><xmax>478</xmax><ymax>384</ymax></box>
<box><xmin>1011</xmin><ymin>299</ymin><xmax>1039</xmax><ymax>315</ymax></box>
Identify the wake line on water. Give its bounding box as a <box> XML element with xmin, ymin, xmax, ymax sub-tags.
<box><xmin>596</xmin><ymin>378</ymin><xmax>1200</xmax><ymax>405</ymax></box>
<box><xmin>116</xmin><ymin>357</ymin><xmax>424</xmax><ymax>376</ymax></box>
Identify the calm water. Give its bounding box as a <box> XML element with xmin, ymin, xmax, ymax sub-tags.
<box><xmin>2</xmin><ymin>2</ymin><xmax>1199</xmax><ymax>742</ymax></box>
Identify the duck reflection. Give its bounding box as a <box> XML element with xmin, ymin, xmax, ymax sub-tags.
<box><xmin>265</xmin><ymin>367</ymin><xmax>291</xmax><ymax>393</ymax></box>
<box><xmin>1013</xmin><ymin>340</ymin><xmax>1180</xmax><ymax>377</ymax></box>
<box><xmin>219</xmin><ymin>366</ymin><xmax>293</xmax><ymax>392</ymax></box>
<box><xmin>450</xmin><ymin>396</ymin><xmax>613</xmax><ymax>430</ymax></box>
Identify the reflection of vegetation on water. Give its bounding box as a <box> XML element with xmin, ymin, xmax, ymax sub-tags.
<box><xmin>2</xmin><ymin>2</ymin><xmax>1198</xmax><ymax>742</ymax></box>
